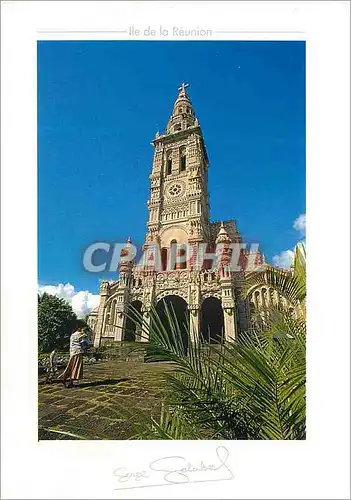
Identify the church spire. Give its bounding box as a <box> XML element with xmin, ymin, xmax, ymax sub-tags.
<box><xmin>166</xmin><ymin>83</ymin><xmax>197</xmax><ymax>134</ymax></box>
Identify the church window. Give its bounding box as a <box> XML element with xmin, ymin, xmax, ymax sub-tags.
<box><xmin>161</xmin><ymin>248</ymin><xmax>168</xmax><ymax>271</ymax></box>
<box><xmin>174</xmin><ymin>124</ymin><xmax>181</xmax><ymax>132</ymax></box>
<box><xmin>170</xmin><ymin>240</ymin><xmax>177</xmax><ymax>271</ymax></box>
<box><xmin>180</xmin><ymin>147</ymin><xmax>186</xmax><ymax>171</ymax></box>
<box><xmin>180</xmin><ymin>154</ymin><xmax>186</xmax><ymax>171</ymax></box>
<box><xmin>169</xmin><ymin>183</ymin><xmax>182</xmax><ymax>196</ymax></box>
<box><xmin>167</xmin><ymin>157</ymin><xmax>172</xmax><ymax>175</ymax></box>
<box><xmin>179</xmin><ymin>107</ymin><xmax>183</xmax><ymax>113</ymax></box>
<box><xmin>186</xmin><ymin>107</ymin><xmax>190</xmax><ymax>113</ymax></box>
<box><xmin>177</xmin><ymin>244</ymin><xmax>187</xmax><ymax>269</ymax></box>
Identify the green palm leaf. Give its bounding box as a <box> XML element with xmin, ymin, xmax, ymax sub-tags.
<box><xmin>123</xmin><ymin>243</ymin><xmax>306</xmax><ymax>440</ymax></box>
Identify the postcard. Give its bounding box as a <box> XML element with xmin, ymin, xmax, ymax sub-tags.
<box><xmin>1</xmin><ymin>1</ymin><xmax>350</xmax><ymax>499</ymax></box>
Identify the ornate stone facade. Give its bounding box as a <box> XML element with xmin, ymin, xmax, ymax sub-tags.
<box><xmin>91</xmin><ymin>84</ymin><xmax>265</xmax><ymax>347</ymax></box>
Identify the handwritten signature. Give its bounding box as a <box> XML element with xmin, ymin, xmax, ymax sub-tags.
<box><xmin>113</xmin><ymin>446</ymin><xmax>233</xmax><ymax>490</ymax></box>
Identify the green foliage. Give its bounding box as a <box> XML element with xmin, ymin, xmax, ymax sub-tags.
<box><xmin>38</xmin><ymin>292</ymin><xmax>77</xmax><ymax>352</ymax></box>
<box><xmin>125</xmin><ymin>243</ymin><xmax>306</xmax><ymax>440</ymax></box>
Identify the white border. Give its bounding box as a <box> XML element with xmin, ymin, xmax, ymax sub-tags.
<box><xmin>1</xmin><ymin>1</ymin><xmax>350</xmax><ymax>499</ymax></box>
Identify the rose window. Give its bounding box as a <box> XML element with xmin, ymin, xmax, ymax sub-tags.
<box><xmin>169</xmin><ymin>183</ymin><xmax>182</xmax><ymax>196</ymax></box>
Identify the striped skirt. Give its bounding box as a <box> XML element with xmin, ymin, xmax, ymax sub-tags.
<box><xmin>58</xmin><ymin>354</ymin><xmax>83</xmax><ymax>381</ymax></box>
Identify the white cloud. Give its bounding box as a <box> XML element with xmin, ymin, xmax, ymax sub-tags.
<box><xmin>293</xmin><ymin>213</ymin><xmax>306</xmax><ymax>234</ymax></box>
<box><xmin>272</xmin><ymin>213</ymin><xmax>306</xmax><ymax>269</ymax></box>
<box><xmin>273</xmin><ymin>249</ymin><xmax>295</xmax><ymax>269</ymax></box>
<box><xmin>38</xmin><ymin>282</ymin><xmax>100</xmax><ymax>318</ymax></box>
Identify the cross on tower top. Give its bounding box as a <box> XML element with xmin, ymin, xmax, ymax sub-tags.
<box><xmin>178</xmin><ymin>82</ymin><xmax>189</xmax><ymax>93</ymax></box>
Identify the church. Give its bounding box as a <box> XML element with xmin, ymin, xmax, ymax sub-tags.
<box><xmin>89</xmin><ymin>84</ymin><xmax>267</xmax><ymax>347</ymax></box>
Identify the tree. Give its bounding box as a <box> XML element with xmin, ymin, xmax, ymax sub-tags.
<box><xmin>38</xmin><ymin>292</ymin><xmax>78</xmax><ymax>352</ymax></box>
<box><xmin>123</xmin><ymin>244</ymin><xmax>306</xmax><ymax>440</ymax></box>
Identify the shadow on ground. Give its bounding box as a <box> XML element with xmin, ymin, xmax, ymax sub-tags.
<box><xmin>75</xmin><ymin>378</ymin><xmax>130</xmax><ymax>388</ymax></box>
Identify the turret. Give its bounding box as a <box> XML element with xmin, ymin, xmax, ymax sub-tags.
<box><xmin>215</xmin><ymin>222</ymin><xmax>232</xmax><ymax>276</ymax></box>
<box><xmin>118</xmin><ymin>237</ymin><xmax>134</xmax><ymax>286</ymax></box>
<box><xmin>215</xmin><ymin>222</ymin><xmax>231</xmax><ymax>245</ymax></box>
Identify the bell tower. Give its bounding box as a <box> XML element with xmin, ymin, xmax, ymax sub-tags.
<box><xmin>145</xmin><ymin>84</ymin><xmax>211</xmax><ymax>269</ymax></box>
<box><xmin>92</xmin><ymin>83</ymin><xmax>251</xmax><ymax>347</ymax></box>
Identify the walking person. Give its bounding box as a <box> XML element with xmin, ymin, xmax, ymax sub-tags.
<box><xmin>58</xmin><ymin>325</ymin><xmax>89</xmax><ymax>388</ymax></box>
<box><xmin>46</xmin><ymin>349</ymin><xmax>58</xmax><ymax>383</ymax></box>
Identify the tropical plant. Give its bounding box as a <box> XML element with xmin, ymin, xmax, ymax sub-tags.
<box><xmin>125</xmin><ymin>244</ymin><xmax>306</xmax><ymax>440</ymax></box>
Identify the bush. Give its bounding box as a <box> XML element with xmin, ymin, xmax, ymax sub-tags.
<box><xmin>38</xmin><ymin>352</ymin><xmax>69</xmax><ymax>374</ymax></box>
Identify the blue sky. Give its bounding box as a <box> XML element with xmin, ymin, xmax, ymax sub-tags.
<box><xmin>38</xmin><ymin>40</ymin><xmax>305</xmax><ymax>299</ymax></box>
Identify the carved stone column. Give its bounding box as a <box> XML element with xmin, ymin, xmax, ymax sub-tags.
<box><xmin>188</xmin><ymin>278</ymin><xmax>200</xmax><ymax>343</ymax></box>
<box><xmin>219</xmin><ymin>268</ymin><xmax>237</xmax><ymax>342</ymax></box>
<box><xmin>223</xmin><ymin>306</ymin><xmax>237</xmax><ymax>341</ymax></box>
<box><xmin>93</xmin><ymin>281</ymin><xmax>109</xmax><ymax>348</ymax></box>
<box><xmin>140</xmin><ymin>307</ymin><xmax>151</xmax><ymax>343</ymax></box>
<box><xmin>114</xmin><ymin>308</ymin><xmax>125</xmax><ymax>342</ymax></box>
<box><xmin>141</xmin><ymin>277</ymin><xmax>154</xmax><ymax>342</ymax></box>
<box><xmin>188</xmin><ymin>305</ymin><xmax>200</xmax><ymax>343</ymax></box>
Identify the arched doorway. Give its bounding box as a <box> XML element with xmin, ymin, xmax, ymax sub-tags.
<box><xmin>200</xmin><ymin>297</ymin><xmax>224</xmax><ymax>343</ymax></box>
<box><xmin>154</xmin><ymin>295</ymin><xmax>189</xmax><ymax>353</ymax></box>
<box><xmin>124</xmin><ymin>300</ymin><xmax>142</xmax><ymax>341</ymax></box>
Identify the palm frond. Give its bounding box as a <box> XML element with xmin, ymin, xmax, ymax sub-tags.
<box><xmin>122</xmin><ymin>244</ymin><xmax>306</xmax><ymax>441</ymax></box>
